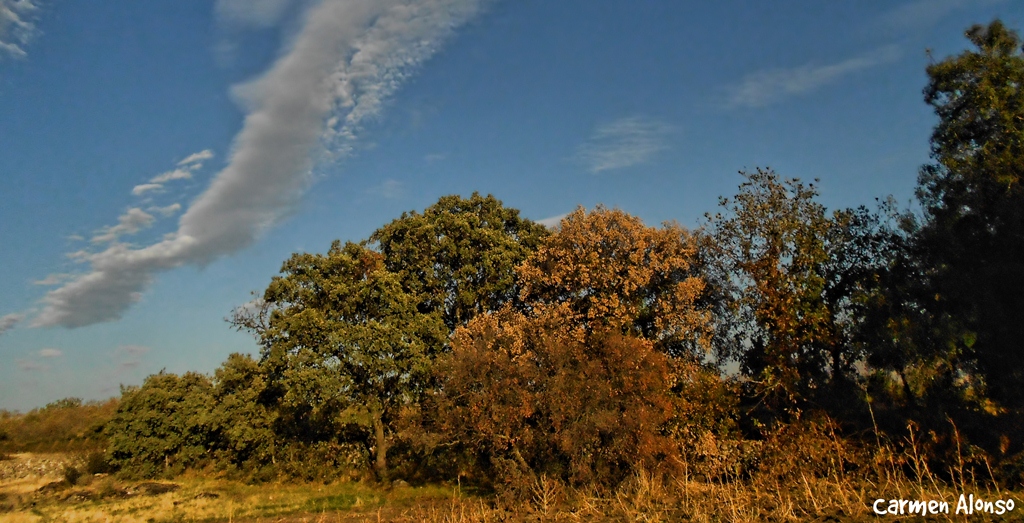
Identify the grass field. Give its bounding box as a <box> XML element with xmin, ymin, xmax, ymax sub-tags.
<box><xmin>2</xmin><ymin>452</ymin><xmax>1022</xmax><ymax>522</ymax></box>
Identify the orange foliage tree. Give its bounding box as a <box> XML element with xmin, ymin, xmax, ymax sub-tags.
<box><xmin>517</xmin><ymin>206</ymin><xmax>710</xmax><ymax>358</ymax></box>
<box><xmin>436</xmin><ymin>305</ymin><xmax>678</xmax><ymax>487</ymax></box>
<box><xmin>433</xmin><ymin>207</ymin><xmax>717</xmax><ymax>487</ymax></box>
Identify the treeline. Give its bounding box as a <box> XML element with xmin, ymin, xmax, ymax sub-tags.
<box><xmin>95</xmin><ymin>21</ymin><xmax>1024</xmax><ymax>490</ymax></box>
<box><xmin>0</xmin><ymin>398</ymin><xmax>116</xmax><ymax>454</ymax></box>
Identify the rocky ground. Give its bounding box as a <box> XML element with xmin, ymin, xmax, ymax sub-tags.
<box><xmin>0</xmin><ymin>453</ymin><xmax>81</xmax><ymax>482</ymax></box>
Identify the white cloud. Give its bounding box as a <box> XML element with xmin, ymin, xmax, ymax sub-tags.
<box><xmin>575</xmin><ymin>116</ymin><xmax>673</xmax><ymax>173</ymax></box>
<box><xmin>34</xmin><ymin>0</ymin><xmax>487</xmax><ymax>328</ymax></box>
<box><xmin>90</xmin><ymin>208</ymin><xmax>155</xmax><ymax>244</ymax></box>
<box><xmin>366</xmin><ymin>179</ymin><xmax>404</xmax><ymax>199</ymax></box>
<box><xmin>149</xmin><ymin>203</ymin><xmax>182</xmax><ymax>217</ymax></box>
<box><xmin>131</xmin><ymin>183</ymin><xmax>163</xmax><ymax>196</ymax></box>
<box><xmin>727</xmin><ymin>45</ymin><xmax>901</xmax><ymax>108</ymax></box>
<box><xmin>38</xmin><ymin>348</ymin><xmax>61</xmax><ymax>358</ymax></box>
<box><xmin>177</xmin><ymin>149</ymin><xmax>214</xmax><ymax>167</ymax></box>
<box><xmin>0</xmin><ymin>0</ymin><xmax>38</xmax><ymax>60</ymax></box>
<box><xmin>424</xmin><ymin>152</ymin><xmax>446</xmax><ymax>163</ymax></box>
<box><xmin>0</xmin><ymin>312</ymin><xmax>23</xmax><ymax>335</ymax></box>
<box><xmin>149</xmin><ymin>169</ymin><xmax>193</xmax><ymax>184</ymax></box>
<box><xmin>536</xmin><ymin>212</ymin><xmax>568</xmax><ymax>229</ymax></box>
<box><xmin>132</xmin><ymin>151</ymin><xmax>211</xmax><ymax>195</ymax></box>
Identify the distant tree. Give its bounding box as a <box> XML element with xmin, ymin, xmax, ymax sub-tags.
<box><xmin>254</xmin><ymin>241</ymin><xmax>446</xmax><ymax>480</ymax></box>
<box><xmin>0</xmin><ymin>398</ymin><xmax>117</xmax><ymax>453</ymax></box>
<box><xmin>44</xmin><ymin>398</ymin><xmax>83</xmax><ymax>410</ymax></box>
<box><xmin>370</xmin><ymin>193</ymin><xmax>549</xmax><ymax>333</ymax></box>
<box><xmin>914</xmin><ymin>20</ymin><xmax>1024</xmax><ymax>410</ymax></box>
<box><xmin>516</xmin><ymin>206</ymin><xmax>709</xmax><ymax>358</ymax></box>
<box><xmin>706</xmin><ymin>169</ymin><xmax>887</xmax><ymax>413</ymax></box>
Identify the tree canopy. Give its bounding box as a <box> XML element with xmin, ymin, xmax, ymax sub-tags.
<box><xmin>916</xmin><ymin>20</ymin><xmax>1024</xmax><ymax>410</ymax></box>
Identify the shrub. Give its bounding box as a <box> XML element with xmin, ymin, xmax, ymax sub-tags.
<box><xmin>435</xmin><ymin>305</ymin><xmax>680</xmax><ymax>489</ymax></box>
<box><xmin>105</xmin><ymin>372</ymin><xmax>216</xmax><ymax>478</ymax></box>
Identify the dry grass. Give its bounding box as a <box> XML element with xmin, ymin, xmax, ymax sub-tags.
<box><xmin>2</xmin><ymin>446</ymin><xmax>1021</xmax><ymax>522</ymax></box>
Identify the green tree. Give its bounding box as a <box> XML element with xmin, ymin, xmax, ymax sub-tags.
<box><xmin>255</xmin><ymin>241</ymin><xmax>446</xmax><ymax>479</ymax></box>
<box><xmin>210</xmin><ymin>353</ymin><xmax>278</xmax><ymax>469</ymax></box>
<box><xmin>916</xmin><ymin>20</ymin><xmax>1024</xmax><ymax>410</ymax></box>
<box><xmin>106</xmin><ymin>371</ymin><xmax>215</xmax><ymax>478</ymax></box>
<box><xmin>370</xmin><ymin>193</ymin><xmax>549</xmax><ymax>333</ymax></box>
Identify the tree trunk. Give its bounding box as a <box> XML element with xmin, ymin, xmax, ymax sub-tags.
<box><xmin>371</xmin><ymin>410</ymin><xmax>388</xmax><ymax>481</ymax></box>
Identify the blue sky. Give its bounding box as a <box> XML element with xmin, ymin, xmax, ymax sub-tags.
<box><xmin>1</xmin><ymin>0</ymin><xmax>1021</xmax><ymax>411</ymax></box>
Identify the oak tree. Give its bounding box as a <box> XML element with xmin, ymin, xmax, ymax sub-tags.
<box><xmin>706</xmin><ymin>169</ymin><xmax>886</xmax><ymax>411</ymax></box>
<box><xmin>370</xmin><ymin>193</ymin><xmax>549</xmax><ymax>333</ymax></box>
<box><xmin>256</xmin><ymin>241</ymin><xmax>446</xmax><ymax>479</ymax></box>
<box><xmin>517</xmin><ymin>206</ymin><xmax>709</xmax><ymax>358</ymax></box>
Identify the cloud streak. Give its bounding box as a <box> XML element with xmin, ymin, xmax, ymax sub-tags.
<box><xmin>34</xmin><ymin>0</ymin><xmax>486</xmax><ymax>328</ymax></box>
<box><xmin>131</xmin><ymin>149</ymin><xmax>213</xmax><ymax>196</ymax></box>
<box><xmin>727</xmin><ymin>45</ymin><xmax>901</xmax><ymax>108</ymax></box>
<box><xmin>366</xmin><ymin>179</ymin><xmax>404</xmax><ymax>199</ymax></box>
<box><xmin>877</xmin><ymin>0</ymin><xmax>1007</xmax><ymax>32</ymax></box>
<box><xmin>575</xmin><ymin>116</ymin><xmax>673</xmax><ymax>173</ymax></box>
<box><xmin>216</xmin><ymin>0</ymin><xmax>298</xmax><ymax>28</ymax></box>
<box><xmin>0</xmin><ymin>0</ymin><xmax>38</xmax><ymax>59</ymax></box>
<box><xmin>0</xmin><ymin>313</ymin><xmax>23</xmax><ymax>335</ymax></box>
<box><xmin>90</xmin><ymin>208</ymin><xmax>155</xmax><ymax>244</ymax></box>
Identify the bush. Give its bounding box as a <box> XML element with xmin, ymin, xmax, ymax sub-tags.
<box><xmin>435</xmin><ymin>305</ymin><xmax>681</xmax><ymax>489</ymax></box>
<box><xmin>85</xmin><ymin>450</ymin><xmax>112</xmax><ymax>475</ymax></box>
<box><xmin>62</xmin><ymin>464</ymin><xmax>82</xmax><ymax>485</ymax></box>
<box><xmin>105</xmin><ymin>372</ymin><xmax>216</xmax><ymax>478</ymax></box>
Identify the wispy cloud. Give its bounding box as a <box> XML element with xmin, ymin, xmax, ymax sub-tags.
<box><xmin>90</xmin><ymin>208</ymin><xmax>155</xmax><ymax>244</ymax></box>
<box><xmin>115</xmin><ymin>345</ymin><xmax>149</xmax><ymax>371</ymax></box>
<box><xmin>177</xmin><ymin>149</ymin><xmax>214</xmax><ymax>167</ymax></box>
<box><xmin>34</xmin><ymin>0</ymin><xmax>487</xmax><ymax>328</ymax></box>
<box><xmin>366</xmin><ymin>179</ymin><xmax>404</xmax><ymax>199</ymax></box>
<box><xmin>34</xmin><ymin>273</ymin><xmax>72</xmax><ymax>285</ymax></box>
<box><xmin>131</xmin><ymin>183</ymin><xmax>163</xmax><ymax>196</ymax></box>
<box><xmin>149</xmin><ymin>203</ymin><xmax>182</xmax><ymax>217</ymax></box>
<box><xmin>215</xmin><ymin>0</ymin><xmax>298</xmax><ymax>28</ymax></box>
<box><xmin>150</xmin><ymin>169</ymin><xmax>192</xmax><ymax>184</ymax></box>
<box><xmin>131</xmin><ymin>149</ymin><xmax>213</xmax><ymax>196</ymax></box>
<box><xmin>38</xmin><ymin>347</ymin><xmax>61</xmax><ymax>358</ymax></box>
<box><xmin>536</xmin><ymin>212</ymin><xmax>568</xmax><ymax>229</ymax></box>
<box><xmin>0</xmin><ymin>0</ymin><xmax>39</xmax><ymax>60</ymax></box>
<box><xmin>878</xmin><ymin>0</ymin><xmax>1007</xmax><ymax>32</ymax></box>
<box><xmin>119</xmin><ymin>344</ymin><xmax>150</xmax><ymax>356</ymax></box>
<box><xmin>17</xmin><ymin>359</ymin><xmax>45</xmax><ymax>372</ymax></box>
<box><xmin>727</xmin><ymin>45</ymin><xmax>901</xmax><ymax>108</ymax></box>
<box><xmin>0</xmin><ymin>312</ymin><xmax>23</xmax><ymax>335</ymax></box>
<box><xmin>575</xmin><ymin>116</ymin><xmax>673</xmax><ymax>173</ymax></box>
